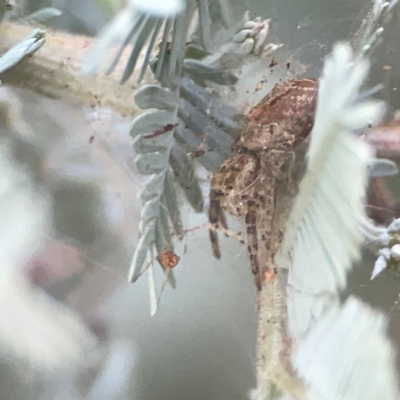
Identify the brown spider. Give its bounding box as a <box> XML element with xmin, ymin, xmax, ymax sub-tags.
<box><xmin>209</xmin><ymin>78</ymin><xmax>318</xmax><ymax>290</ymax></box>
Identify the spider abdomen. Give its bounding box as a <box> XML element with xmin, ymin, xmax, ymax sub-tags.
<box><xmin>238</xmin><ymin>78</ymin><xmax>318</xmax><ymax>152</ymax></box>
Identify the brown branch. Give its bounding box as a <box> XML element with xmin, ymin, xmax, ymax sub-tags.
<box><xmin>365</xmin><ymin>119</ymin><xmax>400</xmax><ymax>160</ymax></box>
<box><xmin>0</xmin><ymin>21</ymin><xmax>152</xmax><ymax>117</ymax></box>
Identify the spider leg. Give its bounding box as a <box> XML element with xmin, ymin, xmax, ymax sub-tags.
<box><xmin>246</xmin><ymin>181</ymin><xmax>277</xmax><ymax>290</ymax></box>
<box><xmin>219</xmin><ymin>206</ymin><xmax>229</xmax><ymax>232</ymax></box>
<box><xmin>245</xmin><ymin>208</ymin><xmax>262</xmax><ymax>291</ymax></box>
<box><xmin>256</xmin><ymin>176</ymin><xmax>277</xmax><ymax>284</ymax></box>
<box><xmin>209</xmin><ymin>189</ymin><xmax>226</xmax><ymax>259</ymax></box>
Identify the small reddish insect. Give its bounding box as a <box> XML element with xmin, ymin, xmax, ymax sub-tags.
<box><xmin>157</xmin><ymin>249</ymin><xmax>180</xmax><ymax>269</ymax></box>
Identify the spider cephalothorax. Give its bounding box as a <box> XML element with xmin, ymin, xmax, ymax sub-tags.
<box><xmin>209</xmin><ymin>78</ymin><xmax>318</xmax><ymax>290</ymax></box>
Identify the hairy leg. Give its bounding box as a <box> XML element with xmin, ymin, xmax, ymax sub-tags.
<box><xmin>245</xmin><ymin>208</ymin><xmax>262</xmax><ymax>290</ymax></box>
<box><xmin>256</xmin><ymin>175</ymin><xmax>278</xmax><ymax>283</ymax></box>
<box><xmin>208</xmin><ymin>189</ymin><xmax>228</xmax><ymax>259</ymax></box>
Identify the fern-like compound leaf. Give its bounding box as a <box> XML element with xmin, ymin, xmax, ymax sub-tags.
<box><xmin>293</xmin><ymin>298</ymin><xmax>399</xmax><ymax>400</ymax></box>
<box><xmin>274</xmin><ymin>40</ymin><xmax>399</xmax><ymax>400</ymax></box>
<box><xmin>277</xmin><ymin>42</ymin><xmax>384</xmax><ymax>337</ymax></box>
